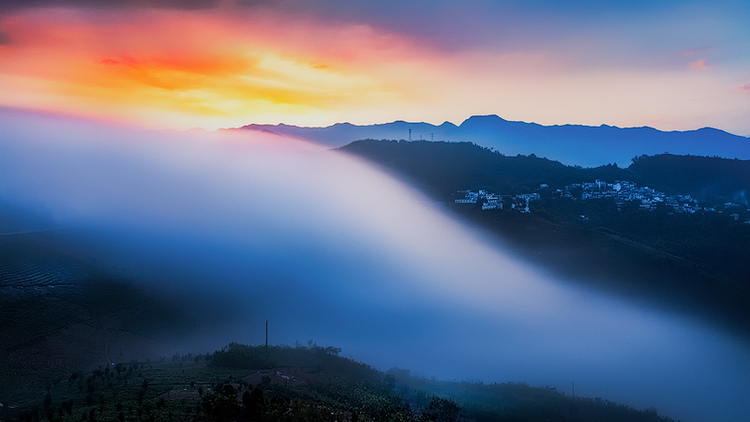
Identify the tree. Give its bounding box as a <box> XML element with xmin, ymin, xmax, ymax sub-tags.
<box><xmin>247</xmin><ymin>387</ymin><xmax>265</xmax><ymax>418</ymax></box>
<box><xmin>422</xmin><ymin>397</ymin><xmax>461</xmax><ymax>422</ymax></box>
<box><xmin>202</xmin><ymin>384</ymin><xmax>240</xmax><ymax>422</ymax></box>
<box><xmin>384</xmin><ymin>374</ymin><xmax>396</xmax><ymax>391</ymax></box>
<box><xmin>242</xmin><ymin>390</ymin><xmax>252</xmax><ymax>410</ymax></box>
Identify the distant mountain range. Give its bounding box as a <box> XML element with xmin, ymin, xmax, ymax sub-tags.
<box><xmin>239</xmin><ymin>115</ymin><xmax>750</xmax><ymax>167</ymax></box>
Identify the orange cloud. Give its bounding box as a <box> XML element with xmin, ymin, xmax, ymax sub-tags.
<box><xmin>1</xmin><ymin>5</ymin><xmax>748</xmax><ymax>136</ymax></box>
<box><xmin>0</xmin><ymin>6</ymin><xmax>431</xmax><ymax>128</ymax></box>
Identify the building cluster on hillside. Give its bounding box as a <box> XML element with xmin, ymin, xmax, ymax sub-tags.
<box><xmin>454</xmin><ymin>189</ymin><xmax>539</xmax><ymax>212</ymax></box>
<box><xmin>456</xmin><ymin>180</ymin><xmax>750</xmax><ymax>223</ymax></box>
<box><xmin>555</xmin><ymin>180</ymin><xmax>705</xmax><ymax>213</ymax></box>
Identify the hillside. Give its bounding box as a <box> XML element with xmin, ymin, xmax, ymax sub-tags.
<box><xmin>629</xmin><ymin>154</ymin><xmax>750</xmax><ymax>204</ymax></box>
<box><xmin>338</xmin><ymin>140</ymin><xmax>631</xmax><ymax>198</ymax></box>
<box><xmin>2</xmin><ymin>342</ymin><xmax>678</xmax><ymax>422</ymax></box>
<box><xmin>338</xmin><ymin>140</ymin><xmax>750</xmax><ymax>336</ymax></box>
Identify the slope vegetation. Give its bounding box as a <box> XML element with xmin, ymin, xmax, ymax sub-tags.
<box><xmin>3</xmin><ymin>343</ymin><xmax>678</xmax><ymax>422</ymax></box>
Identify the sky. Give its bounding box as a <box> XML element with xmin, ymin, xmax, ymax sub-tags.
<box><xmin>1</xmin><ymin>0</ymin><xmax>749</xmax><ymax>133</ymax></box>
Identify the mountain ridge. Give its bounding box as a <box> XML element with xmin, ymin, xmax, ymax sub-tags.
<box><xmin>239</xmin><ymin>115</ymin><xmax>750</xmax><ymax>167</ymax></box>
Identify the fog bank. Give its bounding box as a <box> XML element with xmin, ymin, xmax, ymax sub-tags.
<box><xmin>1</xmin><ymin>109</ymin><xmax>749</xmax><ymax>422</ymax></box>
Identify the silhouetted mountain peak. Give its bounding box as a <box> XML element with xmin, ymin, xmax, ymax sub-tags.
<box><xmin>331</xmin><ymin>122</ymin><xmax>356</xmax><ymax>128</ymax></box>
<box><xmin>459</xmin><ymin>114</ymin><xmax>508</xmax><ymax>125</ymax></box>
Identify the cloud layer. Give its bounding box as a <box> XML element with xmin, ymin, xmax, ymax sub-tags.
<box><xmin>1</xmin><ymin>110</ymin><xmax>749</xmax><ymax>422</ymax></box>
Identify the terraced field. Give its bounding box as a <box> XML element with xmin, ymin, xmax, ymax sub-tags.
<box><xmin>0</xmin><ymin>241</ymin><xmax>100</xmax><ymax>288</ymax></box>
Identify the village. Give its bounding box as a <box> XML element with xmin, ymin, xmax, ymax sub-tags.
<box><xmin>455</xmin><ymin>180</ymin><xmax>749</xmax><ymax>223</ymax></box>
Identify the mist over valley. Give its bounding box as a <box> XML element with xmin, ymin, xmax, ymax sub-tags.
<box><xmin>2</xmin><ymin>110</ymin><xmax>750</xmax><ymax>422</ymax></box>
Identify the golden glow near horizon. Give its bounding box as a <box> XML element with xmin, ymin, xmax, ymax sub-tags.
<box><xmin>0</xmin><ymin>8</ymin><xmax>403</xmax><ymax>128</ymax></box>
<box><xmin>1</xmin><ymin>3</ymin><xmax>749</xmax><ymax>134</ymax></box>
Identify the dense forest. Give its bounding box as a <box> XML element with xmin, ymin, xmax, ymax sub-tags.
<box><xmin>339</xmin><ymin>140</ymin><xmax>750</xmax><ymax>336</ymax></box>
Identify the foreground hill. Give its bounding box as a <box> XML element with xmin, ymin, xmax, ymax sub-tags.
<box><xmin>240</xmin><ymin>115</ymin><xmax>750</xmax><ymax>167</ymax></box>
<box><xmin>339</xmin><ymin>140</ymin><xmax>750</xmax><ymax>337</ymax></box>
<box><xmin>3</xmin><ymin>342</ymin><xmax>677</xmax><ymax>422</ymax></box>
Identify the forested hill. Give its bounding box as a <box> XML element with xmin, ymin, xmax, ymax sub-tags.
<box><xmin>339</xmin><ymin>140</ymin><xmax>628</xmax><ymax>199</ymax></box>
<box><xmin>339</xmin><ymin>139</ymin><xmax>750</xmax><ymax>206</ymax></box>
<box><xmin>338</xmin><ymin>140</ymin><xmax>750</xmax><ymax>337</ymax></box>
<box><xmin>629</xmin><ymin>154</ymin><xmax>750</xmax><ymax>204</ymax></box>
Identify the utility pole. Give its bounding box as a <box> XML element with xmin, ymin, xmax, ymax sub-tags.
<box><xmin>431</xmin><ymin>133</ymin><xmax>434</xmax><ymax>142</ymax></box>
<box><xmin>265</xmin><ymin>320</ymin><xmax>268</xmax><ymax>351</ymax></box>
<box><xmin>408</xmin><ymin>128</ymin><xmax>411</xmax><ymax>141</ymax></box>
<box><xmin>572</xmin><ymin>381</ymin><xmax>575</xmax><ymax>397</ymax></box>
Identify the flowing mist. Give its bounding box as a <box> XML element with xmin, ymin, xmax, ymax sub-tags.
<box><xmin>1</xmin><ymin>109</ymin><xmax>749</xmax><ymax>422</ymax></box>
